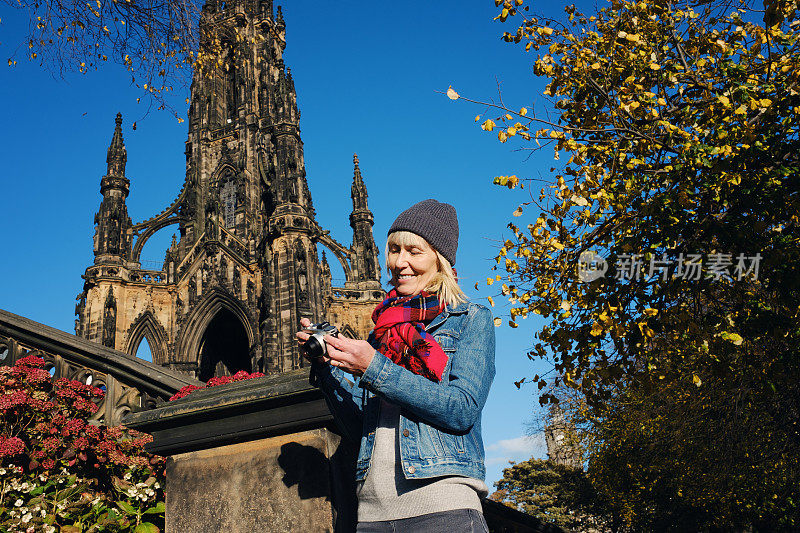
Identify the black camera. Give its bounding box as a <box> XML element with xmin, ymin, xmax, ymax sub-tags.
<box><xmin>300</xmin><ymin>321</ymin><xmax>339</xmax><ymax>360</ymax></box>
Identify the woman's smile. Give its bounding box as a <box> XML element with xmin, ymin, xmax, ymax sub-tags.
<box><xmin>388</xmin><ymin>240</ymin><xmax>439</xmax><ymax>296</ymax></box>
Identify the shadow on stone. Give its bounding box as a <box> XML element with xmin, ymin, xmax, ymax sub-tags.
<box><xmin>278</xmin><ymin>439</ymin><xmax>358</xmax><ymax>532</ymax></box>
<box><xmin>278</xmin><ymin>441</ymin><xmax>331</xmax><ymax>500</ymax></box>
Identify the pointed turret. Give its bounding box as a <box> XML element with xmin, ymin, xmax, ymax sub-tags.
<box><xmin>106</xmin><ymin>112</ymin><xmax>127</xmax><ymax>179</ymax></box>
<box><xmin>349</xmin><ymin>154</ymin><xmax>381</xmax><ymax>288</ymax></box>
<box><xmin>351</xmin><ymin>154</ymin><xmax>367</xmax><ymax>210</ymax></box>
<box><xmin>93</xmin><ymin>113</ymin><xmax>132</xmax><ymax>264</ymax></box>
<box><xmin>320</xmin><ymin>250</ymin><xmax>332</xmax><ymax>302</ymax></box>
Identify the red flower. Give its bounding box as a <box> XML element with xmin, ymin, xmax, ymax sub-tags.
<box><xmin>16</xmin><ymin>355</ymin><xmax>46</xmax><ymax>368</ymax></box>
<box><xmin>0</xmin><ymin>389</ymin><xmax>29</xmax><ymax>410</ymax></box>
<box><xmin>62</xmin><ymin>418</ymin><xmax>87</xmax><ymax>436</ymax></box>
<box><xmin>169</xmin><ymin>371</ymin><xmax>266</xmax><ymax>401</ymax></box>
<box><xmin>168</xmin><ymin>385</ymin><xmax>202</xmax><ymax>401</ymax></box>
<box><xmin>0</xmin><ymin>436</ymin><xmax>25</xmax><ymax>457</ymax></box>
<box><xmin>42</xmin><ymin>437</ymin><xmax>61</xmax><ymax>451</ymax></box>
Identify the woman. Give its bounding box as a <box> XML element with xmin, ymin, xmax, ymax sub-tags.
<box><xmin>297</xmin><ymin>199</ymin><xmax>495</xmax><ymax>532</ymax></box>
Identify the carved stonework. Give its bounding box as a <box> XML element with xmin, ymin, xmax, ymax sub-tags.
<box><xmin>74</xmin><ymin>0</ymin><xmax>384</xmax><ymax>382</ymax></box>
<box><xmin>0</xmin><ymin>310</ymin><xmax>200</xmax><ymax>426</ymax></box>
<box><xmin>102</xmin><ymin>287</ymin><xmax>117</xmax><ymax>348</ymax></box>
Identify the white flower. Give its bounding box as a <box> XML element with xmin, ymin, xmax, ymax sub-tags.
<box><xmin>21</xmin><ymin>512</ymin><xmax>32</xmax><ymax>523</ymax></box>
<box><xmin>14</xmin><ymin>499</ymin><xmax>23</xmax><ymax>507</ymax></box>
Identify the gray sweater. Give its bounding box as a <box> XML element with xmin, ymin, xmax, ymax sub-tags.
<box><xmin>357</xmin><ymin>400</ymin><xmax>488</xmax><ymax>522</ymax></box>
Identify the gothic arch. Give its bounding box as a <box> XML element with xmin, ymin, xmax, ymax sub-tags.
<box><xmin>176</xmin><ymin>287</ymin><xmax>256</xmax><ymax>368</ymax></box>
<box><xmin>130</xmin><ymin>217</ymin><xmax>182</xmax><ymax>263</ymax></box>
<box><xmin>317</xmin><ymin>234</ymin><xmax>353</xmax><ymax>282</ymax></box>
<box><xmin>125</xmin><ymin>310</ymin><xmax>169</xmax><ymax>365</ymax></box>
<box><xmin>339</xmin><ymin>324</ymin><xmax>358</xmax><ymax>340</ymax></box>
<box><xmin>210</xmin><ymin>162</ymin><xmax>238</xmax><ymax>187</ymax></box>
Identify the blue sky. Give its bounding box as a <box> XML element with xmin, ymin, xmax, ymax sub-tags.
<box><xmin>0</xmin><ymin>1</ymin><xmax>585</xmax><ymax>486</ymax></box>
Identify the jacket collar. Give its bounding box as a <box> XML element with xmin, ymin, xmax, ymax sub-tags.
<box><xmin>427</xmin><ymin>299</ymin><xmax>469</xmax><ymax>331</ymax></box>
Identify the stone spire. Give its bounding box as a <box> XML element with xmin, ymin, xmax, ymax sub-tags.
<box><xmin>349</xmin><ymin>154</ymin><xmax>381</xmax><ymax>288</ymax></box>
<box><xmin>351</xmin><ymin>154</ymin><xmax>367</xmax><ymax>211</ymax></box>
<box><xmin>93</xmin><ymin>113</ymin><xmax>132</xmax><ymax>263</ymax></box>
<box><xmin>105</xmin><ymin>112</ymin><xmax>127</xmax><ymax>179</ymax></box>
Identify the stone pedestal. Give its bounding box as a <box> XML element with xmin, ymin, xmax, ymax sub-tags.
<box><xmin>124</xmin><ymin>368</ymin><xmax>357</xmax><ymax>533</ymax></box>
<box><xmin>124</xmin><ymin>368</ymin><xmax>561</xmax><ymax>533</ymax></box>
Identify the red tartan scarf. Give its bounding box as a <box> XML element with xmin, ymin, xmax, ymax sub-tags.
<box><xmin>368</xmin><ymin>289</ymin><xmax>448</xmax><ymax>382</ymax></box>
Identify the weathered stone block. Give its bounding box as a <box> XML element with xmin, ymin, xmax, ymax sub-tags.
<box><xmin>124</xmin><ymin>369</ymin><xmax>357</xmax><ymax>533</ymax></box>
<box><xmin>165</xmin><ymin>430</ymin><xmax>338</xmax><ymax>533</ymax></box>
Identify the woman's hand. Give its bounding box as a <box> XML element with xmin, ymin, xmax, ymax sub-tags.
<box><xmin>323</xmin><ymin>335</ymin><xmax>376</xmax><ymax>377</ymax></box>
<box><xmin>296</xmin><ymin>318</ymin><xmax>326</xmax><ymax>362</ymax></box>
<box><xmin>295</xmin><ymin>318</ymin><xmax>375</xmax><ymax>375</ymax></box>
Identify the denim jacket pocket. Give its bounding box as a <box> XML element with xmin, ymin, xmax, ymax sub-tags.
<box><xmin>416</xmin><ymin>422</ymin><xmax>445</xmax><ymax>459</ymax></box>
<box><xmin>434</xmin><ymin>331</ymin><xmax>458</xmax><ymax>380</ymax></box>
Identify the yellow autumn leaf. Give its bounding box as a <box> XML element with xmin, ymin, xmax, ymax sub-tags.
<box><xmin>487</xmin><ymin>296</ymin><xmax>495</xmax><ymax>307</ymax></box>
<box><xmin>718</xmin><ymin>95</ymin><xmax>730</xmax><ymax>106</ymax></box>
<box><xmin>493</xmin><ymin>317</ymin><xmax>502</xmax><ymax>327</ymax></box>
<box><xmin>693</xmin><ymin>374</ymin><xmax>702</xmax><ymax>387</ymax></box>
<box><xmin>481</xmin><ymin>119</ymin><xmax>496</xmax><ymax>131</ymax></box>
<box><xmin>446</xmin><ymin>86</ymin><xmax>460</xmax><ymax>100</ymax></box>
<box><xmin>727</xmin><ymin>333</ymin><xmax>743</xmax><ymax>345</ymax></box>
<box><xmin>643</xmin><ymin>308</ymin><xmax>658</xmax><ymax>317</ymax></box>
<box><xmin>513</xmin><ymin>206</ymin><xmax>523</xmax><ymax>217</ymax></box>
<box><xmin>590</xmin><ymin>322</ymin><xmax>603</xmax><ymax>336</ymax></box>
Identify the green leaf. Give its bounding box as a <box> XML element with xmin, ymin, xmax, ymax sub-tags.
<box><xmin>116</xmin><ymin>500</ymin><xmax>137</xmax><ymax>514</ymax></box>
<box><xmin>143</xmin><ymin>502</ymin><xmax>166</xmax><ymax>515</ymax></box>
<box><xmin>135</xmin><ymin>522</ymin><xmax>161</xmax><ymax>533</ymax></box>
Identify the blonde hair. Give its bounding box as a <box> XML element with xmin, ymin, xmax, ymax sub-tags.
<box><xmin>386</xmin><ymin>231</ymin><xmax>467</xmax><ymax>308</ymax></box>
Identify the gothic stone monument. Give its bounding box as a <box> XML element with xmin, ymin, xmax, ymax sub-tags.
<box><xmin>74</xmin><ymin>0</ymin><xmax>384</xmax><ymax>383</ymax></box>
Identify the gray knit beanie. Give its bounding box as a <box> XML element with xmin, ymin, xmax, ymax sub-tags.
<box><xmin>388</xmin><ymin>199</ymin><xmax>459</xmax><ymax>266</ymax></box>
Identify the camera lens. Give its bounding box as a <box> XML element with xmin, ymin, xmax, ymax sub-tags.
<box><xmin>301</xmin><ymin>333</ymin><xmax>326</xmax><ymax>359</ymax></box>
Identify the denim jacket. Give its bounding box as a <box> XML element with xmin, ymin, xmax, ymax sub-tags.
<box><xmin>311</xmin><ymin>300</ymin><xmax>496</xmax><ymax>482</ymax></box>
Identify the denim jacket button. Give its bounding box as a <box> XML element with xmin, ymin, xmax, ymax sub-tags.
<box><xmin>407</xmin><ymin>465</ymin><xmax>415</xmax><ymax>474</ymax></box>
<box><xmin>402</xmin><ymin>429</ymin><xmax>410</xmax><ymax>437</ymax></box>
